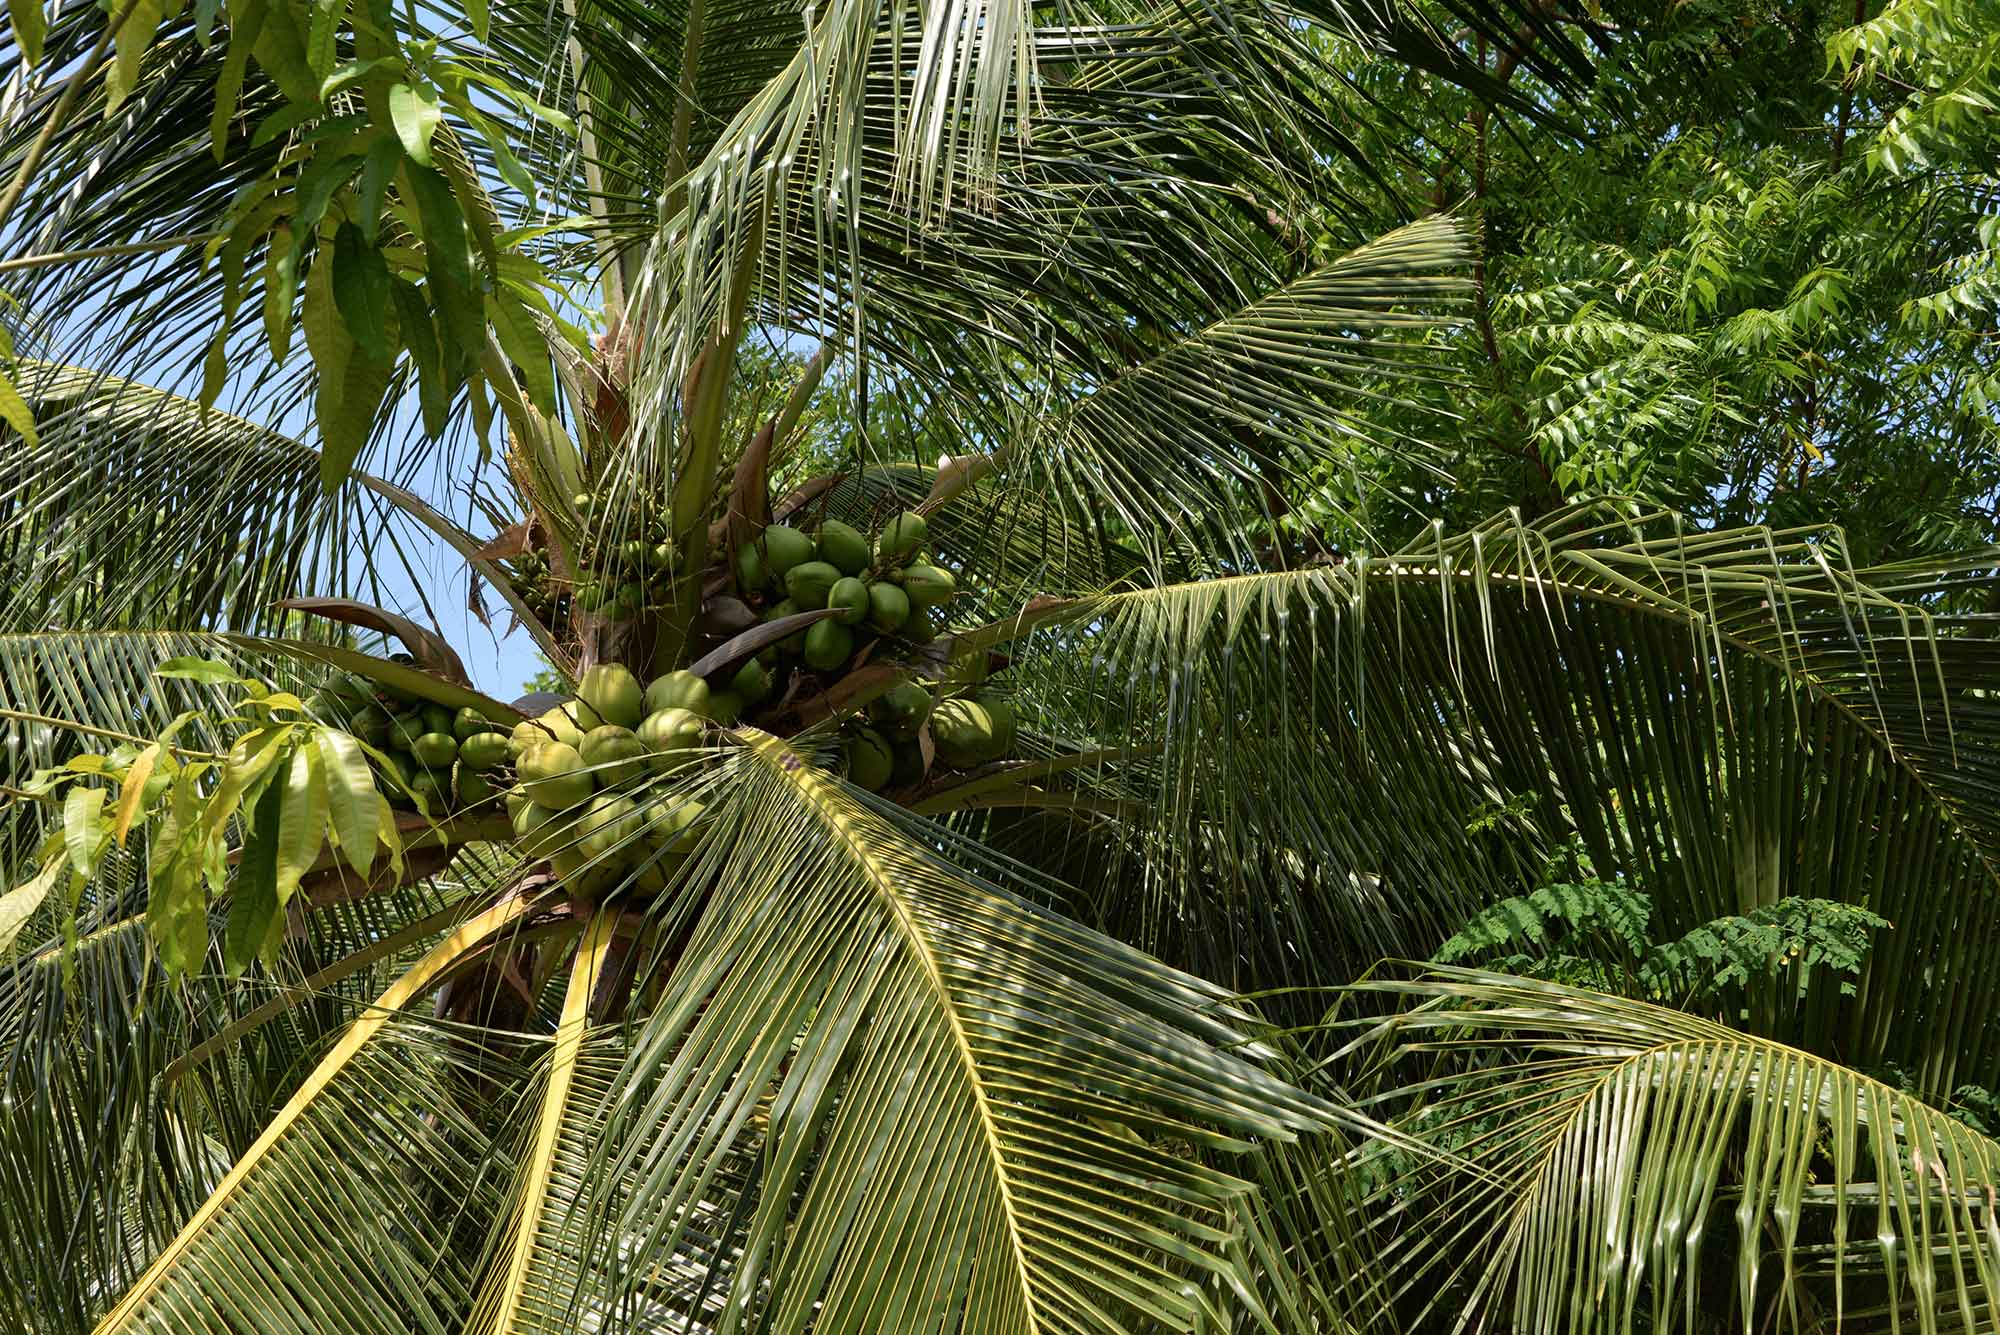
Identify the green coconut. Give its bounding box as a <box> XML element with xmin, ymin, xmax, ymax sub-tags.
<box><xmin>643</xmin><ymin>670</ymin><xmax>710</xmax><ymax>718</ymax></box>
<box><xmin>637</xmin><ymin>707</ymin><xmax>705</xmax><ymax>765</ymax></box>
<box><xmin>410</xmin><ymin>732</ymin><xmax>459</xmax><ymax>771</ymax></box>
<box><xmin>706</xmin><ymin>691</ymin><xmax>744</xmax><ymax>725</ymax></box>
<box><xmin>897</xmin><ymin>564</ymin><xmax>957</xmax><ymax>608</ymax></box>
<box><xmin>577</xmin><ymin>793</ymin><xmax>643</xmax><ymax>862</ymax></box>
<box><xmin>578</xmin><ymin>663</ymin><xmax>646</xmax><ymax>728</ymax></box>
<box><xmin>762</xmin><ymin>599</ymin><xmax>807</xmax><ymax>651</ymax></box>
<box><xmin>735</xmin><ymin>542</ymin><xmax>767</xmax><ymax>590</ymax></box>
<box><xmin>866</xmin><ymin>582</ymin><xmax>910</xmax><ymax>634</ymax></box>
<box><xmin>518</xmin><ymin>741</ymin><xmax>594</xmax><ymax>807</ymax></box>
<box><xmin>845</xmin><ymin>727</ymin><xmax>894</xmax><ymax>791</ymax></box>
<box><xmin>869</xmin><ymin>681</ymin><xmax>934</xmax><ymax>739</ymax></box>
<box><xmin>453</xmin><ymin>705</ymin><xmax>500</xmax><ymax>741</ymax></box>
<box><xmin>827</xmin><ymin>576</ymin><xmax>869</xmax><ymax>625</ymax></box>
<box><xmin>729</xmin><ymin>657</ymin><xmax>772</xmax><ymax>703</ymax></box>
<box><xmin>579</xmin><ymin>725</ymin><xmax>650</xmax><ymax>786</ymax></box>
<box><xmin>350</xmin><ymin>704</ymin><xmax>392</xmax><ymax>746</ymax></box>
<box><xmin>802</xmin><ymin>620</ymin><xmax>854</xmax><ymax>672</ymax></box>
<box><xmin>455</xmin><ymin>768</ymin><xmax>496</xmax><ymax>806</ymax></box>
<box><xmin>420</xmin><ymin>703</ymin><xmax>454</xmax><ymax>737</ymax></box>
<box><xmin>459</xmin><ymin>732</ymin><xmax>512</xmax><ymax>771</ymax></box>
<box><xmin>759</xmin><ymin>525</ymin><xmax>816</xmax><ymax>582</ymax></box>
<box><xmin>930</xmin><ymin>698</ymin><xmax>997</xmax><ymax>769</ymax></box>
<box><xmin>877</xmin><ymin>511</ymin><xmax>928</xmax><ymax>563</ymax></box>
<box><xmin>816</xmin><ymin>519</ymin><xmax>871</xmax><ymax>575</ymax></box>
<box><xmin>784</xmin><ymin>560</ymin><xmax>842</xmax><ymax>609</ymax></box>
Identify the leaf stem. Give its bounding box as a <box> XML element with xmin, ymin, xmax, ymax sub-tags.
<box><xmin>0</xmin><ymin>0</ymin><xmax>152</xmax><ymax>233</ymax></box>
<box><xmin>0</xmin><ymin>706</ymin><xmax>220</xmax><ymax>760</ymax></box>
<box><xmin>0</xmin><ymin>232</ymin><xmax>225</xmax><ymax>274</ymax></box>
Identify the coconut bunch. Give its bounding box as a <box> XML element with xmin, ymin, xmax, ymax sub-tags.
<box><xmin>503</xmin><ymin>663</ymin><xmax>717</xmax><ymax>895</ymax></box>
<box><xmin>311</xmin><ymin>668</ymin><xmax>512</xmax><ymax>815</ymax></box>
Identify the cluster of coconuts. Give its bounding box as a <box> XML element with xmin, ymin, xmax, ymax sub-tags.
<box><xmin>567</xmin><ymin>490</ymin><xmax>677</xmax><ymax>617</ymax></box>
<box><xmin>840</xmin><ymin>680</ymin><xmax>1019</xmax><ymax>792</ymax></box>
<box><xmin>503</xmin><ymin>662</ymin><xmax>715</xmax><ymax>894</ymax></box>
<box><xmin>738</xmin><ymin>509</ymin><xmax>956</xmax><ymax>671</ymax></box>
<box><xmin>311</xmin><ymin>669</ymin><xmax>512</xmax><ymax>815</ymax></box>
<box><xmin>499</xmin><ymin>548</ymin><xmax>572</xmax><ymax>633</ymax></box>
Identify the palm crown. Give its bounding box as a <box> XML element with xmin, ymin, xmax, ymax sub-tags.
<box><xmin>2</xmin><ymin>0</ymin><xmax>1997</xmax><ymax>1330</ymax></box>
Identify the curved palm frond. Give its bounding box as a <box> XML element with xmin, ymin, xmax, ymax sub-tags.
<box><xmin>89</xmin><ymin>892</ymin><xmax>546</xmax><ymax>1334</ymax></box>
<box><xmin>971</xmin><ymin>505</ymin><xmax>2000</xmax><ymax>1098</ymax></box>
<box><xmin>1337</xmin><ymin>968</ymin><xmax>2000</xmax><ymax>1335</ymax></box>
<box><xmin>539</xmin><ymin>731</ymin><xmax>1338</xmax><ymax>1335</ymax></box>
<box><xmin>0</xmin><ymin>364</ymin><xmax>540</xmax><ymax>643</ymax></box>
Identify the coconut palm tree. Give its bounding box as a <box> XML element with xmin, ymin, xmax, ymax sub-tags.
<box><xmin>1</xmin><ymin>0</ymin><xmax>1997</xmax><ymax>1330</ymax></box>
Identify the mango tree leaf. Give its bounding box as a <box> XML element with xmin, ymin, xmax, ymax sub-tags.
<box><xmin>209</xmin><ymin>0</ymin><xmax>266</xmax><ymax>158</ymax></box>
<box><xmin>249</xmin><ymin>0</ymin><xmax>315</xmax><ymax>103</ymax></box>
<box><xmin>8</xmin><ymin>0</ymin><xmax>45</xmax><ymax>66</ymax></box>
<box><xmin>354</xmin><ymin>134</ymin><xmax>401</xmax><ymax>244</ymax></box>
<box><xmin>274</xmin><ymin>743</ymin><xmax>326</xmax><ymax>903</ymax></box>
<box><xmin>0</xmin><ymin>368</ymin><xmax>39</xmax><ymax>447</ymax></box>
<box><xmin>388</xmin><ymin>81</ymin><xmax>441</xmax><ymax>166</ymax></box>
<box><xmin>0</xmin><ymin>853</ymin><xmax>64</xmax><ymax>956</ymax></box>
<box><xmin>155</xmin><ymin>656</ymin><xmax>248</xmax><ymax>684</ymax></box>
<box><xmin>105</xmin><ymin>0</ymin><xmax>164</xmax><ymax>114</ymax></box>
<box><xmin>62</xmin><ymin>787</ymin><xmax>107</xmax><ymax>880</ymax></box>
<box><xmin>402</xmin><ymin>163</ymin><xmax>481</xmax><ymax>374</ymax></box>
<box><xmin>114</xmin><ymin>743</ymin><xmax>162</xmax><ymax>845</ymax></box>
<box><xmin>317</xmin><ymin>729</ymin><xmax>379</xmax><ymax>878</ymax></box>
<box><xmin>263</xmin><ymin>223</ymin><xmax>298</xmax><ymax>360</ymax></box>
<box><xmin>331</xmin><ymin>222</ymin><xmax>392</xmax><ymax>363</ymax></box>
<box><xmin>225</xmin><ymin>777</ymin><xmax>285</xmax><ymax>974</ymax></box>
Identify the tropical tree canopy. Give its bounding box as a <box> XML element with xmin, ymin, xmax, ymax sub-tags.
<box><xmin>1</xmin><ymin>0</ymin><xmax>1997</xmax><ymax>1330</ymax></box>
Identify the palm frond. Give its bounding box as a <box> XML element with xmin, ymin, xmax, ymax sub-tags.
<box><xmin>463</xmin><ymin>910</ymin><xmax>618</xmax><ymax>1335</ymax></box>
<box><xmin>1339</xmin><ymin>968</ymin><xmax>2000</xmax><ymax>1335</ymax></box>
<box><xmin>0</xmin><ymin>365</ymin><xmax>530</xmax><ymax>640</ymax></box>
<box><xmin>977</xmin><ymin>504</ymin><xmax>2000</xmax><ymax>1099</ymax></box>
<box><xmin>89</xmin><ymin>893</ymin><xmax>543</xmax><ymax>1334</ymax></box>
<box><xmin>550</xmin><ymin>731</ymin><xmax>1334</xmax><ymax>1334</ymax></box>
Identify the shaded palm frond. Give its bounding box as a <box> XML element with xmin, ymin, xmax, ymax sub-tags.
<box><xmin>547</xmin><ymin>732</ymin><xmax>1335</xmax><ymax>1335</ymax></box>
<box><xmin>1337</xmin><ymin>969</ymin><xmax>2000</xmax><ymax>1335</ymax></box>
<box><xmin>87</xmin><ymin>894</ymin><xmax>545</xmax><ymax>1334</ymax></box>
<box><xmin>982</xmin><ymin>504</ymin><xmax>2000</xmax><ymax>1099</ymax></box>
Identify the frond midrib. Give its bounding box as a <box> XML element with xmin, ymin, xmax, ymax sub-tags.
<box><xmin>740</xmin><ymin>728</ymin><xmax>1044</xmax><ymax>1333</ymax></box>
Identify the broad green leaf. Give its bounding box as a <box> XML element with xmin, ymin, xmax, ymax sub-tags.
<box><xmin>317</xmin><ymin>55</ymin><xmax>395</xmax><ymax>100</ymax></box>
<box><xmin>62</xmin><ymin>787</ymin><xmax>107</xmax><ymax>879</ymax></box>
<box><xmin>304</xmin><ymin>0</ymin><xmax>345</xmax><ymax>80</ymax></box>
<box><xmin>209</xmin><ymin>0</ymin><xmax>266</xmax><ymax>158</ymax></box>
<box><xmin>0</xmin><ymin>367</ymin><xmax>38</xmax><ymax>447</ymax></box>
<box><xmin>263</xmin><ymin>223</ymin><xmax>298</xmax><ymax>361</ymax></box>
<box><xmin>354</xmin><ymin>134</ymin><xmax>401</xmax><ymax>244</ymax></box>
<box><xmin>0</xmin><ymin>853</ymin><xmax>64</xmax><ymax>956</ymax></box>
<box><xmin>389</xmin><ymin>278</ymin><xmax>451</xmax><ymax>436</ymax></box>
<box><xmin>202</xmin><ymin>725</ymin><xmax>294</xmax><ymax>840</ymax></box>
<box><xmin>224</xmin><ymin>777</ymin><xmax>286</xmax><ymax>974</ymax></box>
<box><xmin>331</xmin><ymin>222</ymin><xmax>392</xmax><ymax>363</ymax></box>
<box><xmin>114</xmin><ymin>743</ymin><xmax>161</xmax><ymax>845</ymax></box>
<box><xmin>155</xmin><ymin>655</ymin><xmax>245</xmax><ymax>684</ymax></box>
<box><xmin>315</xmin><ymin>312</ymin><xmax>394</xmax><ymax>490</ymax></box>
<box><xmin>403</xmin><ymin>164</ymin><xmax>481</xmax><ymax>375</ymax></box>
<box><xmin>274</xmin><ymin>743</ymin><xmax>325</xmax><ymax>903</ymax></box>
<box><xmin>8</xmin><ymin>0</ymin><xmax>44</xmax><ymax>67</ymax></box>
<box><xmin>105</xmin><ymin>0</ymin><xmax>164</xmax><ymax>115</ymax></box>
<box><xmin>294</xmin><ymin>152</ymin><xmax>363</xmax><ymax>233</ymax></box>
<box><xmin>317</xmin><ymin>729</ymin><xmax>378</xmax><ymax>877</ymax></box>
<box><xmin>200</xmin><ymin>230</ymin><xmax>249</xmax><ymax>412</ymax></box>
<box><xmin>387</xmin><ymin>81</ymin><xmax>441</xmax><ymax>166</ymax></box>
<box><xmin>487</xmin><ymin>285</ymin><xmax>552</xmax><ymax>413</ymax></box>
<box><xmin>251</xmin><ymin>0</ymin><xmax>319</xmax><ymax>110</ymax></box>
